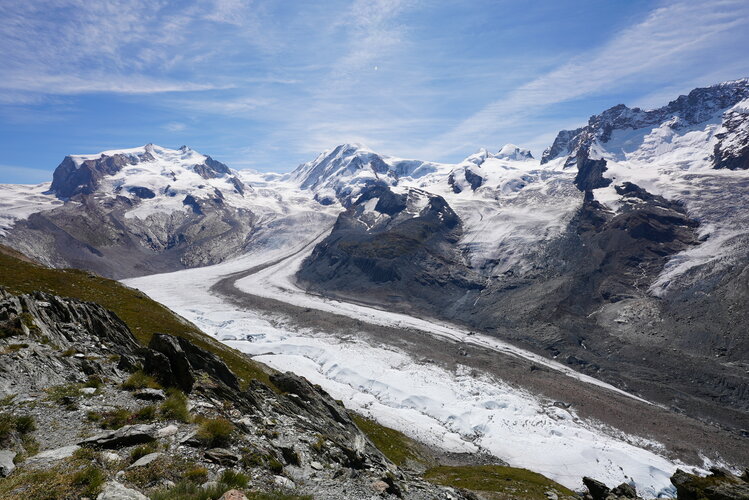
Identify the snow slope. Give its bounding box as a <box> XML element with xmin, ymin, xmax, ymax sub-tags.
<box><xmin>289</xmin><ymin>143</ymin><xmax>582</xmax><ymax>274</ymax></box>
<box><xmin>0</xmin><ymin>182</ymin><xmax>61</xmax><ymax>236</ymax></box>
<box><xmin>585</xmin><ymin>99</ymin><xmax>749</xmax><ymax>295</ymax></box>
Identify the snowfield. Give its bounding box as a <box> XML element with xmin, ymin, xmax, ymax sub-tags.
<box><xmin>125</xmin><ymin>229</ymin><xmax>696</xmax><ymax>497</ymax></box>
<box><xmin>0</xmin><ymin>182</ymin><xmax>61</xmax><ymax>236</ymax></box>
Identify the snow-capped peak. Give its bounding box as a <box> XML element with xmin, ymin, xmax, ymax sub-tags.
<box><xmin>496</xmin><ymin>144</ymin><xmax>534</xmax><ymax>161</ymax></box>
<box><xmin>49</xmin><ymin>144</ymin><xmax>250</xmax><ymax>213</ymax></box>
<box><xmin>69</xmin><ymin>143</ymin><xmax>206</xmax><ymax>167</ymax></box>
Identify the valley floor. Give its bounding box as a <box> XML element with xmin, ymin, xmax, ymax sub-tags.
<box><xmin>124</xmin><ymin>228</ymin><xmax>746</xmax><ymax>497</ymax></box>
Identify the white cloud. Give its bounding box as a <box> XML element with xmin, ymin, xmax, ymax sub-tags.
<box><xmin>420</xmin><ymin>0</ymin><xmax>749</xmax><ymax>158</ymax></box>
<box><xmin>164</xmin><ymin>122</ymin><xmax>187</xmax><ymax>132</ymax></box>
<box><xmin>0</xmin><ymin>0</ymin><xmax>265</xmax><ymax>98</ymax></box>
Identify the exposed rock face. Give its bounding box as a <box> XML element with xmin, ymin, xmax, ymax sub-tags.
<box><xmin>144</xmin><ymin>333</ymin><xmax>240</xmax><ymax>392</ymax></box>
<box><xmin>713</xmin><ymin>100</ymin><xmax>749</xmax><ymax>170</ymax></box>
<box><xmin>51</xmin><ymin>152</ymin><xmax>143</xmax><ymax>199</ymax></box>
<box><xmin>298</xmin><ymin>185</ymin><xmax>481</xmax><ymax>315</ymax></box>
<box><xmin>582</xmin><ymin>476</ymin><xmax>641</xmax><ymax>500</ymax></box>
<box><xmin>671</xmin><ymin>468</ymin><xmax>749</xmax><ymax>500</ymax></box>
<box><xmin>0</xmin><ymin>288</ymin><xmax>141</xmax><ymax>395</ymax></box>
<box><xmin>542</xmin><ymin>79</ymin><xmax>749</xmax><ymax>165</ymax></box>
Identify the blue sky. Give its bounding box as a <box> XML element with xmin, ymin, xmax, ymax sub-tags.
<box><xmin>1</xmin><ymin>0</ymin><xmax>748</xmax><ymax>183</ymax></box>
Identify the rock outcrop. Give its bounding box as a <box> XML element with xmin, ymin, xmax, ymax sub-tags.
<box><xmin>0</xmin><ymin>287</ymin><xmax>473</xmax><ymax>499</ymax></box>
<box><xmin>671</xmin><ymin>468</ymin><xmax>749</xmax><ymax>500</ymax></box>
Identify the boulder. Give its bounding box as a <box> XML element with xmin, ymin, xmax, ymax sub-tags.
<box><xmin>79</xmin><ymin>424</ymin><xmax>157</xmax><ymax>449</ymax></box>
<box><xmin>273</xmin><ymin>475</ymin><xmax>295</xmax><ymax>489</ymax></box>
<box><xmin>0</xmin><ymin>449</ymin><xmax>16</xmax><ymax>477</ymax></box>
<box><xmin>97</xmin><ymin>481</ymin><xmax>148</xmax><ymax>500</ymax></box>
<box><xmin>133</xmin><ymin>388</ymin><xmax>165</xmax><ymax>401</ymax></box>
<box><xmin>127</xmin><ymin>452</ymin><xmax>161</xmax><ymax>468</ymax></box>
<box><xmin>24</xmin><ymin>444</ymin><xmax>80</xmax><ymax>465</ymax></box>
<box><xmin>219</xmin><ymin>490</ymin><xmax>249</xmax><ymax>500</ymax></box>
<box><xmin>146</xmin><ymin>333</ymin><xmax>239</xmax><ymax>391</ymax></box>
<box><xmin>612</xmin><ymin>482</ymin><xmax>638</xmax><ymax>498</ymax></box>
<box><xmin>583</xmin><ymin>477</ymin><xmax>611</xmax><ymax>500</ymax></box>
<box><xmin>671</xmin><ymin>468</ymin><xmax>749</xmax><ymax>500</ymax></box>
<box><xmin>204</xmin><ymin>448</ymin><xmax>239</xmax><ymax>465</ymax></box>
<box><xmin>155</xmin><ymin>424</ymin><xmax>178</xmax><ymax>438</ymax></box>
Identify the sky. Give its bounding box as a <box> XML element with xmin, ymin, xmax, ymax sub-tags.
<box><xmin>1</xmin><ymin>0</ymin><xmax>748</xmax><ymax>183</ymax></box>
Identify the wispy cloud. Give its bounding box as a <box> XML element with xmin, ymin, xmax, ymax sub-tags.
<box><xmin>420</xmin><ymin>0</ymin><xmax>749</xmax><ymax>158</ymax></box>
<box><xmin>3</xmin><ymin>0</ymin><xmax>749</xmax><ymax>180</ymax></box>
<box><xmin>163</xmin><ymin>122</ymin><xmax>187</xmax><ymax>132</ymax></box>
<box><xmin>0</xmin><ymin>0</ymin><xmax>265</xmax><ymax>98</ymax></box>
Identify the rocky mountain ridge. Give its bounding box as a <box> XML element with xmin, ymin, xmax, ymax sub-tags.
<box><xmin>292</xmin><ymin>79</ymin><xmax>749</xmax><ymax>435</ymax></box>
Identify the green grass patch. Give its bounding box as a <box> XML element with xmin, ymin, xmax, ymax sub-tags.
<box><xmin>351</xmin><ymin>414</ymin><xmax>429</xmax><ymax>467</ymax></box>
<box><xmin>87</xmin><ymin>405</ymin><xmax>156</xmax><ymax>429</ymax></box>
<box><xmin>219</xmin><ymin>469</ymin><xmax>249</xmax><ymax>489</ymax></box>
<box><xmin>0</xmin><ymin>246</ymin><xmax>274</xmax><ymax>389</ymax></box>
<box><xmin>0</xmin><ymin>455</ymin><xmax>106</xmax><ymax>499</ymax></box>
<box><xmin>0</xmin><ymin>413</ymin><xmax>36</xmax><ymax>443</ymax></box>
<box><xmin>45</xmin><ymin>383</ymin><xmax>81</xmax><ymax>410</ymax></box>
<box><xmin>196</xmin><ymin>417</ymin><xmax>235</xmax><ymax>447</ymax></box>
<box><xmin>159</xmin><ymin>388</ymin><xmax>191</xmax><ymax>422</ymax></box>
<box><xmin>423</xmin><ymin>465</ymin><xmax>575</xmax><ymax>500</ymax></box>
<box><xmin>71</xmin><ymin>465</ymin><xmax>105</xmax><ymax>497</ymax></box>
<box><xmin>121</xmin><ymin>370</ymin><xmax>161</xmax><ymax>390</ymax></box>
<box><xmin>130</xmin><ymin>442</ymin><xmax>159</xmax><ymax>462</ymax></box>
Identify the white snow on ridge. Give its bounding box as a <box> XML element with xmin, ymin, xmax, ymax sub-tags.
<box><xmin>125</xmin><ymin>230</ymin><xmax>689</xmax><ymax>497</ymax></box>
<box><xmin>589</xmin><ymin>112</ymin><xmax>749</xmax><ymax>294</ymax></box>
<box><xmin>0</xmin><ymin>182</ymin><xmax>61</xmax><ymax>236</ymax></box>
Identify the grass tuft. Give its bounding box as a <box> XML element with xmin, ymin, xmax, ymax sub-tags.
<box><xmin>121</xmin><ymin>370</ymin><xmax>161</xmax><ymax>391</ymax></box>
<box><xmin>196</xmin><ymin>417</ymin><xmax>235</xmax><ymax>448</ymax></box>
<box><xmin>159</xmin><ymin>388</ymin><xmax>190</xmax><ymax>422</ymax></box>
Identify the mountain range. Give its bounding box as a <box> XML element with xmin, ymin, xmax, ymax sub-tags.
<box><xmin>1</xmin><ymin>78</ymin><xmax>748</xmax><ymax>497</ymax></box>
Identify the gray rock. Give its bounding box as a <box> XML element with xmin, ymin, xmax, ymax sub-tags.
<box><xmin>100</xmin><ymin>451</ymin><xmax>121</xmax><ymax>464</ymax></box>
<box><xmin>146</xmin><ymin>333</ymin><xmax>239</xmax><ymax>392</ymax></box>
<box><xmin>310</xmin><ymin>461</ymin><xmax>323</xmax><ymax>470</ymax></box>
<box><xmin>671</xmin><ymin>468</ymin><xmax>749</xmax><ymax>500</ymax></box>
<box><xmin>201</xmin><ymin>480</ymin><xmax>221</xmax><ymax>490</ymax></box>
<box><xmin>133</xmin><ymin>388</ymin><xmax>165</xmax><ymax>401</ymax></box>
<box><xmin>155</xmin><ymin>424</ymin><xmax>178</xmax><ymax>438</ymax></box>
<box><xmin>612</xmin><ymin>482</ymin><xmax>638</xmax><ymax>498</ymax></box>
<box><xmin>127</xmin><ymin>452</ymin><xmax>161</xmax><ymax>468</ymax></box>
<box><xmin>583</xmin><ymin>476</ymin><xmax>610</xmax><ymax>500</ymax></box>
<box><xmin>204</xmin><ymin>447</ymin><xmax>239</xmax><ymax>465</ymax></box>
<box><xmin>79</xmin><ymin>424</ymin><xmax>157</xmax><ymax>449</ymax></box>
<box><xmin>81</xmin><ymin>387</ymin><xmax>97</xmax><ymax>395</ymax></box>
<box><xmin>219</xmin><ymin>490</ymin><xmax>249</xmax><ymax>500</ymax></box>
<box><xmin>97</xmin><ymin>481</ymin><xmax>148</xmax><ymax>500</ymax></box>
<box><xmin>0</xmin><ymin>449</ymin><xmax>16</xmax><ymax>477</ymax></box>
<box><xmin>24</xmin><ymin>444</ymin><xmax>80</xmax><ymax>465</ymax></box>
<box><xmin>273</xmin><ymin>475</ymin><xmax>295</xmax><ymax>489</ymax></box>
